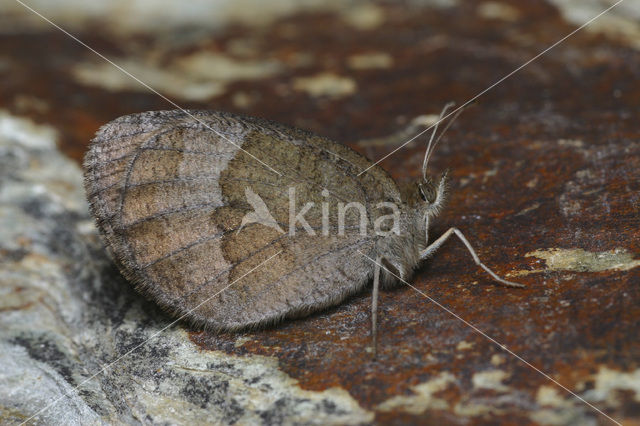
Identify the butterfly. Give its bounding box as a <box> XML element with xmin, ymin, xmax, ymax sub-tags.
<box><xmin>83</xmin><ymin>106</ymin><xmax>522</xmax><ymax>355</ymax></box>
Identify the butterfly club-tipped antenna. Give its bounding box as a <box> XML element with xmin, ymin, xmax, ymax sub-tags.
<box><xmin>421</xmin><ymin>102</ymin><xmax>471</xmax><ymax>179</ymax></box>
<box><xmin>422</xmin><ymin>102</ymin><xmax>453</xmax><ymax>180</ymax></box>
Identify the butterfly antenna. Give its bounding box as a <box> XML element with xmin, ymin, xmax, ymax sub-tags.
<box><xmin>423</xmin><ymin>106</ymin><xmax>466</xmax><ymax>174</ymax></box>
<box><xmin>422</xmin><ymin>102</ymin><xmax>455</xmax><ymax>179</ymax></box>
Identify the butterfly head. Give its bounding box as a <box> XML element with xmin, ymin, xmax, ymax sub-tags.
<box><xmin>417</xmin><ymin>170</ymin><xmax>448</xmax><ymax>218</ymax></box>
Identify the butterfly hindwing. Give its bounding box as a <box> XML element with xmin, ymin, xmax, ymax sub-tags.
<box><xmin>84</xmin><ymin>110</ymin><xmax>402</xmax><ymax>330</ymax></box>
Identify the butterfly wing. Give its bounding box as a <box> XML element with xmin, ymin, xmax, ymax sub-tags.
<box><xmin>84</xmin><ymin>110</ymin><xmax>402</xmax><ymax>330</ymax></box>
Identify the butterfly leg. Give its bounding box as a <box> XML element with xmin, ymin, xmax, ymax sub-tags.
<box><xmin>371</xmin><ymin>256</ymin><xmax>382</xmax><ymax>357</ymax></box>
<box><xmin>419</xmin><ymin>227</ymin><xmax>525</xmax><ymax>288</ymax></box>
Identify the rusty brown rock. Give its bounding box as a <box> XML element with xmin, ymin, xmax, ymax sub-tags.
<box><xmin>1</xmin><ymin>0</ymin><xmax>639</xmax><ymax>424</ymax></box>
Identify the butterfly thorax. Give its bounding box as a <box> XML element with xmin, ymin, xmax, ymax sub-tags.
<box><xmin>376</xmin><ymin>175</ymin><xmax>448</xmax><ymax>286</ymax></box>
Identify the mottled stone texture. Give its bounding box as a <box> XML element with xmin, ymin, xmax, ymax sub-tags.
<box><xmin>0</xmin><ymin>112</ymin><xmax>373</xmax><ymax>425</ymax></box>
<box><xmin>0</xmin><ymin>0</ymin><xmax>639</xmax><ymax>425</ymax></box>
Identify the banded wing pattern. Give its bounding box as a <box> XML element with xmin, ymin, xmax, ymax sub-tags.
<box><xmin>84</xmin><ymin>110</ymin><xmax>402</xmax><ymax>330</ymax></box>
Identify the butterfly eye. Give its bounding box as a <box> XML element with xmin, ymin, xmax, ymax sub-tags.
<box><xmin>418</xmin><ymin>184</ymin><xmax>428</xmax><ymax>202</ymax></box>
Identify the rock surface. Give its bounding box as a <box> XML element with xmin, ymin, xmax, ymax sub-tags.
<box><xmin>1</xmin><ymin>1</ymin><xmax>639</xmax><ymax>425</ymax></box>
<box><xmin>0</xmin><ymin>111</ymin><xmax>375</xmax><ymax>424</ymax></box>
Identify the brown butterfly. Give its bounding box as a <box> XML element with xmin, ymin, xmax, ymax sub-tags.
<box><xmin>84</xmin><ymin>106</ymin><xmax>522</xmax><ymax>355</ymax></box>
